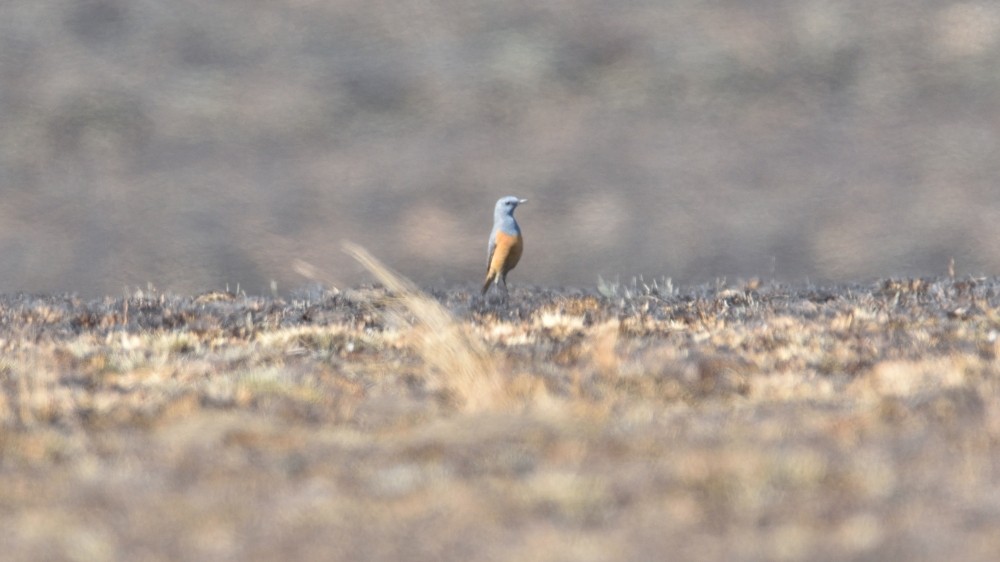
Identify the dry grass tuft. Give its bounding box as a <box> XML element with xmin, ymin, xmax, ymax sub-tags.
<box><xmin>343</xmin><ymin>242</ymin><xmax>523</xmax><ymax>412</ymax></box>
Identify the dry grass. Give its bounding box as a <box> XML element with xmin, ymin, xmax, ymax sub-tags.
<box><xmin>343</xmin><ymin>242</ymin><xmax>521</xmax><ymax>413</ymax></box>
<box><xmin>1</xmin><ymin>272</ymin><xmax>1000</xmax><ymax>560</ymax></box>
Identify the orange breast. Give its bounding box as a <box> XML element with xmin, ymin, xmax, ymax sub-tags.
<box><xmin>488</xmin><ymin>230</ymin><xmax>523</xmax><ymax>276</ymax></box>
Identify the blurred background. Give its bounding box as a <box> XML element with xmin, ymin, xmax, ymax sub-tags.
<box><xmin>2</xmin><ymin>0</ymin><xmax>999</xmax><ymax>297</ymax></box>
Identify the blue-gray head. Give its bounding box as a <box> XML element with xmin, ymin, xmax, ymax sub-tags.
<box><xmin>493</xmin><ymin>196</ymin><xmax>527</xmax><ymax>224</ymax></box>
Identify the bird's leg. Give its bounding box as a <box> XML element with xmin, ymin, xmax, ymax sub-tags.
<box><xmin>481</xmin><ymin>278</ymin><xmax>501</xmax><ymax>307</ymax></box>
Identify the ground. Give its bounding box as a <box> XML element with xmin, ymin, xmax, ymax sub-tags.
<box><xmin>2</xmin><ymin>263</ymin><xmax>999</xmax><ymax>560</ymax></box>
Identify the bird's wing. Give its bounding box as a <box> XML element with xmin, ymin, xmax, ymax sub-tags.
<box><xmin>486</xmin><ymin>233</ymin><xmax>497</xmax><ymax>272</ymax></box>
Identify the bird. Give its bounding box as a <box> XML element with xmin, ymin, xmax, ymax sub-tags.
<box><xmin>482</xmin><ymin>196</ymin><xmax>527</xmax><ymax>298</ymax></box>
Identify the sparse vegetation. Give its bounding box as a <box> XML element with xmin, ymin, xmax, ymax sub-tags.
<box><xmin>2</xmin><ymin>268</ymin><xmax>1000</xmax><ymax>560</ymax></box>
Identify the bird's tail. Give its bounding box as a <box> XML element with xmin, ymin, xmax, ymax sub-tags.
<box><xmin>481</xmin><ymin>272</ymin><xmax>496</xmax><ymax>295</ymax></box>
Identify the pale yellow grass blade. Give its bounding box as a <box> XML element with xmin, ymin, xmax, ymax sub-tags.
<box><xmin>342</xmin><ymin>242</ymin><xmax>512</xmax><ymax>412</ymax></box>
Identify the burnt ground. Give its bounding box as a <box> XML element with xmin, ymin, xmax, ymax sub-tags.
<box><xmin>2</xmin><ymin>277</ymin><xmax>1000</xmax><ymax>561</ymax></box>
